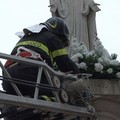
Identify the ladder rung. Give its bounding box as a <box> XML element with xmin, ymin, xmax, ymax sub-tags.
<box><xmin>0</xmin><ymin>93</ymin><xmax>91</xmax><ymax>117</ymax></box>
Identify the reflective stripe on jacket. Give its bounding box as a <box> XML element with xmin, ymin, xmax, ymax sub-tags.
<box><xmin>16</xmin><ymin>40</ymin><xmax>68</xmax><ymax>58</ymax></box>
<box><xmin>10</xmin><ymin>30</ymin><xmax>79</xmax><ymax>73</ymax></box>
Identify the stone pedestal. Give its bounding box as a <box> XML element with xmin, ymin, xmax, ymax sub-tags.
<box><xmin>88</xmin><ymin>79</ymin><xmax>120</xmax><ymax>120</ymax></box>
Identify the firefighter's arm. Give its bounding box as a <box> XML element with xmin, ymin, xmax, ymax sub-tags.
<box><xmin>54</xmin><ymin>55</ymin><xmax>79</xmax><ymax>74</ymax></box>
<box><xmin>48</xmin><ymin>36</ymin><xmax>79</xmax><ymax>74</ymax></box>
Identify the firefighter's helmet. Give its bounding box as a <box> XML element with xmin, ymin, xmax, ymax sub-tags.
<box><xmin>41</xmin><ymin>17</ymin><xmax>69</xmax><ymax>46</ymax></box>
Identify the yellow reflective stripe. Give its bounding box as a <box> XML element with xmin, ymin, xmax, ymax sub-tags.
<box><xmin>50</xmin><ymin>97</ymin><xmax>56</xmax><ymax>102</ymax></box>
<box><xmin>16</xmin><ymin>41</ymin><xmax>49</xmax><ymax>55</ymax></box>
<box><xmin>42</xmin><ymin>95</ymin><xmax>51</xmax><ymax>101</ymax></box>
<box><xmin>52</xmin><ymin>48</ymin><xmax>68</xmax><ymax>58</ymax></box>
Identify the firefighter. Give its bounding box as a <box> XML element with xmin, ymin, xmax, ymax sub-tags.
<box><xmin>2</xmin><ymin>17</ymin><xmax>79</xmax><ymax>120</ymax></box>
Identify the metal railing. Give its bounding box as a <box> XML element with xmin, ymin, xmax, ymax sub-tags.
<box><xmin>0</xmin><ymin>52</ymin><xmax>97</xmax><ymax>120</ymax></box>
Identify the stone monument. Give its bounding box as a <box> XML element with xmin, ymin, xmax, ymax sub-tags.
<box><xmin>49</xmin><ymin>1</ymin><xmax>120</xmax><ymax>120</ymax></box>
<box><xmin>49</xmin><ymin>0</ymin><xmax>100</xmax><ymax>50</ymax></box>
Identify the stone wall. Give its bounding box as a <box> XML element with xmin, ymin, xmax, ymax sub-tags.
<box><xmin>88</xmin><ymin>79</ymin><xmax>120</xmax><ymax>120</ymax></box>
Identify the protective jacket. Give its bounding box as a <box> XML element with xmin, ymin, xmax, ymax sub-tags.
<box><xmin>3</xmin><ymin>29</ymin><xmax>79</xmax><ymax>96</ymax></box>
<box><xmin>5</xmin><ymin>29</ymin><xmax>79</xmax><ymax>74</ymax></box>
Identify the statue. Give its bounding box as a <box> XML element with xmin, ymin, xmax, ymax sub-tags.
<box><xmin>49</xmin><ymin>0</ymin><xmax>100</xmax><ymax>50</ymax></box>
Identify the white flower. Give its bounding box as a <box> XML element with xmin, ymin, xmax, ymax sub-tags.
<box><xmin>94</xmin><ymin>38</ymin><xmax>110</xmax><ymax>58</ymax></box>
<box><xmin>103</xmin><ymin>57</ymin><xmax>111</xmax><ymax>65</ymax></box>
<box><xmin>71</xmin><ymin>53</ymin><xmax>83</xmax><ymax>63</ymax></box>
<box><xmin>69</xmin><ymin>36</ymin><xmax>81</xmax><ymax>55</ymax></box>
<box><xmin>98</xmin><ymin>57</ymin><xmax>104</xmax><ymax>63</ymax></box>
<box><xmin>78</xmin><ymin>62</ymin><xmax>87</xmax><ymax>70</ymax></box>
<box><xmin>111</xmin><ymin>53</ymin><xmax>117</xmax><ymax>60</ymax></box>
<box><xmin>70</xmin><ymin>37</ymin><xmax>120</xmax><ymax>79</ymax></box>
<box><xmin>107</xmin><ymin>68</ymin><xmax>113</xmax><ymax>74</ymax></box>
<box><xmin>86</xmin><ymin>50</ymin><xmax>95</xmax><ymax>58</ymax></box>
<box><xmin>94</xmin><ymin>39</ymin><xmax>104</xmax><ymax>53</ymax></box>
<box><xmin>94</xmin><ymin>63</ymin><xmax>103</xmax><ymax>72</ymax></box>
<box><xmin>110</xmin><ymin>60</ymin><xmax>120</xmax><ymax>66</ymax></box>
<box><xmin>76</xmin><ymin>53</ymin><xmax>83</xmax><ymax>59</ymax></box>
<box><xmin>116</xmin><ymin>72</ymin><xmax>120</xmax><ymax>78</ymax></box>
<box><xmin>98</xmin><ymin>57</ymin><xmax>111</xmax><ymax>66</ymax></box>
<box><xmin>71</xmin><ymin>55</ymin><xmax>79</xmax><ymax>63</ymax></box>
<box><xmin>89</xmin><ymin>50</ymin><xmax>95</xmax><ymax>56</ymax></box>
<box><xmin>79</xmin><ymin>42</ymin><xmax>88</xmax><ymax>54</ymax></box>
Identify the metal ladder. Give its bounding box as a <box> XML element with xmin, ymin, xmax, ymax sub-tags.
<box><xmin>0</xmin><ymin>52</ymin><xmax>97</xmax><ymax>120</ymax></box>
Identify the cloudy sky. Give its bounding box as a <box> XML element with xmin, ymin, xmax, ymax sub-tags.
<box><xmin>0</xmin><ymin>0</ymin><xmax>120</xmax><ymax>61</ymax></box>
